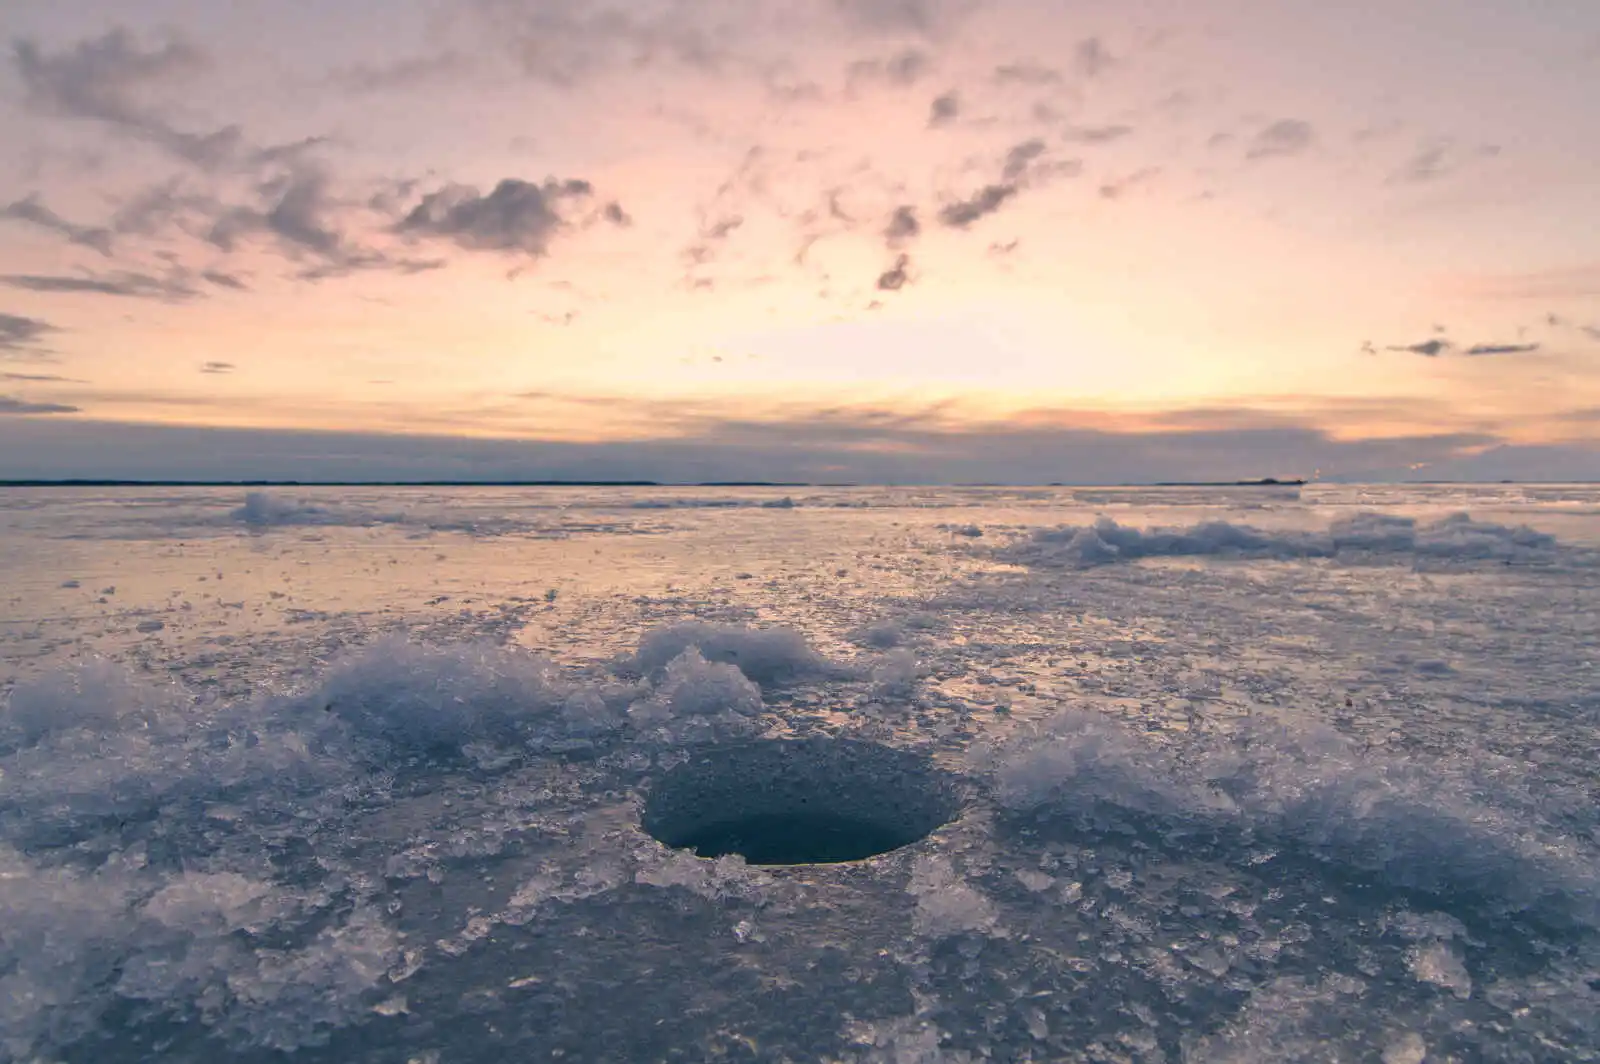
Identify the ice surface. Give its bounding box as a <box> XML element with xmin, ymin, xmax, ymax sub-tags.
<box><xmin>1</xmin><ymin>485</ymin><xmax>1598</xmax><ymax>1062</ymax></box>
<box><xmin>907</xmin><ymin>855</ymin><xmax>1002</xmax><ymax>938</ymax></box>
<box><xmin>987</xmin><ymin>707</ymin><xmax>1599</xmax><ymax>928</ymax></box>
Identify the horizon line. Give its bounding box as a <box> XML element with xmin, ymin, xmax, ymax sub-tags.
<box><xmin>5</xmin><ymin>477</ymin><xmax>1593</xmax><ymax>489</ymax></box>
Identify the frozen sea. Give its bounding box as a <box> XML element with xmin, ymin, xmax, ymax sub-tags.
<box><xmin>1</xmin><ymin>483</ymin><xmax>1598</xmax><ymax>1063</ymax></box>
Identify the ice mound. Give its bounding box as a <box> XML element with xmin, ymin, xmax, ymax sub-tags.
<box><xmin>227</xmin><ymin>492</ymin><xmax>559</xmax><ymax>537</ymax></box>
<box><xmin>0</xmin><ymin>662</ymin><xmax>340</xmax><ymax>852</ymax></box>
<box><xmin>985</xmin><ymin>707</ymin><xmax>1600</xmax><ymax>931</ymax></box>
<box><xmin>629</xmin><ymin>621</ymin><xmax>844</xmax><ymax>685</ymax></box>
<box><xmin>0</xmin><ymin>639</ymin><xmax>664</xmax><ymax>1061</ymax></box>
<box><xmin>231</xmin><ymin>491</ymin><xmax>344</xmax><ymax>527</ymax></box>
<box><xmin>0</xmin><ymin>848</ymin><xmax>400</xmax><ymax>1060</ymax></box>
<box><xmin>626</xmin><ymin>646</ymin><xmax>766</xmax><ymax>742</ymax></box>
<box><xmin>1001</xmin><ymin>511</ymin><xmax>1562</xmax><ymax>567</ymax></box>
<box><xmin>0</xmin><ymin>659</ymin><xmax>186</xmax><ymax>749</ymax></box>
<box><xmin>292</xmin><ymin>636</ymin><xmax>621</xmax><ymax>757</ymax></box>
<box><xmin>858</xmin><ymin>620</ymin><xmax>908</xmax><ymax>648</ymax></box>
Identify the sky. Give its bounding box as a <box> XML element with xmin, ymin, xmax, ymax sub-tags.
<box><xmin>1</xmin><ymin>0</ymin><xmax>1598</xmax><ymax>483</ymax></box>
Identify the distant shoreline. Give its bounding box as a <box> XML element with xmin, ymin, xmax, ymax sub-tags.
<box><xmin>0</xmin><ymin>479</ymin><xmax>804</xmax><ymax>488</ymax></box>
<box><xmin>1150</xmin><ymin>478</ymin><xmax>1307</xmax><ymax>487</ymax></box>
<box><xmin>0</xmin><ymin>477</ymin><xmax>1591</xmax><ymax>488</ymax></box>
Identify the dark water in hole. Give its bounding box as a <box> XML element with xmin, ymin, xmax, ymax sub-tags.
<box><xmin>675</xmin><ymin>812</ymin><xmax>916</xmax><ymax>864</ymax></box>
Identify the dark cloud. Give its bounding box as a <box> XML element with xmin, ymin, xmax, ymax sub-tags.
<box><xmin>366</xmin><ymin>178</ymin><xmax>425</xmax><ymax>218</ymax></box>
<box><xmin>993</xmin><ymin>62</ymin><xmax>1060</xmax><ymax>86</ymax></box>
<box><xmin>1463</xmin><ymin>342</ymin><xmax>1540</xmax><ymax>356</ymax></box>
<box><xmin>12</xmin><ymin>28</ymin><xmax>207</xmax><ymax>126</ymax></box>
<box><xmin>1075</xmin><ymin>38</ymin><xmax>1113</xmax><ymax>78</ymax></box>
<box><xmin>684</xmin><ymin>214</ymin><xmax>745</xmax><ymax>267</ymax></box>
<box><xmin>202</xmin><ymin>270</ymin><xmax>248</xmax><ymax>290</ymax></box>
<box><xmin>847</xmin><ymin>48</ymin><xmax>929</xmax><ymax>88</ymax></box>
<box><xmin>1098</xmin><ymin>167</ymin><xmax>1160</xmax><ymax>200</ymax></box>
<box><xmin>0</xmin><ymin>395</ymin><xmax>78</xmax><ymax>415</ymax></box>
<box><xmin>108</xmin><ymin>180</ymin><xmax>227</xmax><ymax>238</ymax></box>
<box><xmin>1382</xmin><ymin>334</ymin><xmax>1542</xmax><ymax>358</ymax></box>
<box><xmin>927</xmin><ymin>91</ymin><xmax>960</xmax><ymax>127</ymax></box>
<box><xmin>480</xmin><ymin>0</ymin><xmax>728</xmax><ymax>85</ymax></box>
<box><xmin>1</xmin><ymin>271</ymin><xmax>196</xmax><ymax>301</ymax></box>
<box><xmin>938</xmin><ymin>184</ymin><xmax>1016</xmax><ymax>228</ymax></box>
<box><xmin>200</xmin><ymin>361</ymin><xmax>235</xmax><ymax>373</ymax></box>
<box><xmin>834</xmin><ymin>0</ymin><xmax>959</xmax><ymax>36</ymax></box>
<box><xmin>0</xmin><ymin>312</ymin><xmax>60</xmax><ymax>353</ymax></box>
<box><xmin>934</xmin><ymin>138</ymin><xmax>1064</xmax><ymax>229</ymax></box>
<box><xmin>111</xmin><ymin>171</ymin><xmax>447</xmax><ymax>282</ymax></box>
<box><xmin>8</xmin><ymin>32</ymin><xmax>443</xmax><ymax>292</ymax></box>
<box><xmin>8</xmin><ymin>170</ymin><xmax>399</xmax><ymax>289</ymax></box>
<box><xmin>703</xmin><ymin>216</ymin><xmax>743</xmax><ymax>241</ymax></box>
<box><xmin>1391</xmin><ymin>140</ymin><xmax>1501</xmax><ymax>183</ymax></box>
<box><xmin>930</xmin><ymin>136</ymin><xmax>1070</xmax><ymax>230</ymax></box>
<box><xmin>14</xmin><ymin>28</ymin><xmax>335</xmax><ymax>176</ymax></box>
<box><xmin>4</xmin><ymin>402</ymin><xmax>1576</xmax><ymax>485</ymax></box>
<box><xmin>1032</xmin><ymin>100</ymin><xmax>1064</xmax><ymax>124</ymax></box>
<box><xmin>249</xmin><ymin>136</ymin><xmax>333</xmax><ymax>169</ymax></box>
<box><xmin>296</xmin><ymin>254</ymin><xmax>447</xmax><ymax>283</ymax></box>
<box><xmin>0</xmin><ymin>195</ymin><xmax>115</xmax><ymax>254</ymax></box>
<box><xmin>206</xmin><ymin>166</ymin><xmax>346</xmax><ymax>257</ymax></box>
<box><xmin>884</xmin><ymin>205</ymin><xmax>920</xmax><ymax>248</ymax></box>
<box><xmin>11</xmin><ymin>29</ymin><xmax>249</xmax><ymax>170</ymax></box>
<box><xmin>876</xmin><ymin>253</ymin><xmax>911</xmax><ymax>290</ymax></box>
<box><xmin>1062</xmin><ymin>124</ymin><xmax>1133</xmax><ymax>145</ymax></box>
<box><xmin>327</xmin><ymin>52</ymin><xmax>473</xmax><ymax>93</ymax></box>
<box><xmin>1248</xmin><ymin>119</ymin><xmax>1314</xmax><ymax>159</ymax></box>
<box><xmin>1386</xmin><ymin>339</ymin><xmax>1451</xmax><ymax>357</ymax></box>
<box><xmin>603</xmin><ymin>201</ymin><xmax>632</xmax><ymax>226</ymax></box>
<box><xmin>1001</xmin><ymin>138</ymin><xmax>1048</xmax><ymax>182</ymax></box>
<box><xmin>1</xmin><ymin>372</ymin><xmax>78</xmax><ymax>382</ymax></box>
<box><xmin>396</xmin><ymin>177</ymin><xmax>599</xmax><ymax>257</ymax></box>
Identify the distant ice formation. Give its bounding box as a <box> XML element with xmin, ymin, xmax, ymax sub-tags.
<box><xmin>1000</xmin><ymin>511</ymin><xmax>1564</xmax><ymax>567</ymax></box>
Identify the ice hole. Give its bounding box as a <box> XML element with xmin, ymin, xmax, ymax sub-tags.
<box><xmin>642</xmin><ymin>738</ymin><xmax>963</xmax><ymax>865</ymax></box>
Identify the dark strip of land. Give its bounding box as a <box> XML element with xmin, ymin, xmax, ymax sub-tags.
<box><xmin>0</xmin><ymin>479</ymin><xmax>827</xmax><ymax>488</ymax></box>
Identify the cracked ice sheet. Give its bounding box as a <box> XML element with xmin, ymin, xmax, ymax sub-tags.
<box><xmin>0</xmin><ymin>484</ymin><xmax>1597</xmax><ymax>1062</ymax></box>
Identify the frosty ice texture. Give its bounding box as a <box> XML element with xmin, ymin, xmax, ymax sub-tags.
<box><xmin>1</xmin><ymin>489</ymin><xmax>1597</xmax><ymax>1062</ymax></box>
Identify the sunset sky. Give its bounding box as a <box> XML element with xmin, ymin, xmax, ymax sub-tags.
<box><xmin>2</xmin><ymin>0</ymin><xmax>1598</xmax><ymax>482</ymax></box>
